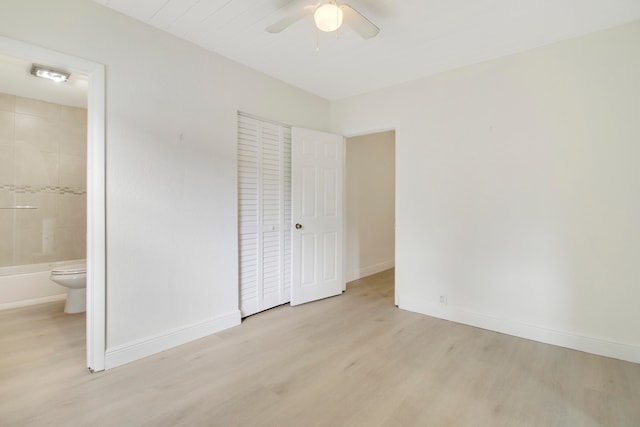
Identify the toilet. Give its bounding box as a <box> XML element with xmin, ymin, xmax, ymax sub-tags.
<box><xmin>50</xmin><ymin>262</ymin><xmax>87</xmax><ymax>314</ymax></box>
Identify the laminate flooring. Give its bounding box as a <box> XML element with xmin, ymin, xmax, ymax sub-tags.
<box><xmin>1</xmin><ymin>269</ymin><xmax>639</xmax><ymax>426</ymax></box>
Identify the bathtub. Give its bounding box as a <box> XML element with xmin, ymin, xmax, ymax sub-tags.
<box><xmin>0</xmin><ymin>259</ymin><xmax>85</xmax><ymax>310</ymax></box>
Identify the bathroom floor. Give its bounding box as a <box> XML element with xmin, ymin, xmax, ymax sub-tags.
<box><xmin>0</xmin><ymin>301</ymin><xmax>85</xmax><ymax>380</ymax></box>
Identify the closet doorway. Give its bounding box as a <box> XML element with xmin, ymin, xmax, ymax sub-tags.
<box><xmin>237</xmin><ymin>113</ymin><xmax>345</xmax><ymax>317</ymax></box>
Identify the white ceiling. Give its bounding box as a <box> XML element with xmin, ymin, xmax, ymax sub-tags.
<box><xmin>95</xmin><ymin>0</ymin><xmax>640</xmax><ymax>100</ymax></box>
<box><xmin>0</xmin><ymin>53</ymin><xmax>88</xmax><ymax>108</ymax></box>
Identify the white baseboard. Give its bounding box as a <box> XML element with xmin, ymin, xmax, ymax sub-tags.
<box><xmin>346</xmin><ymin>260</ymin><xmax>395</xmax><ymax>282</ymax></box>
<box><xmin>105</xmin><ymin>310</ymin><xmax>241</xmax><ymax>369</ymax></box>
<box><xmin>0</xmin><ymin>294</ymin><xmax>66</xmax><ymax>311</ymax></box>
<box><xmin>399</xmin><ymin>298</ymin><xmax>640</xmax><ymax>364</ymax></box>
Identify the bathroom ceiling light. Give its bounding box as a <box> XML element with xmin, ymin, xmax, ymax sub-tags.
<box><xmin>30</xmin><ymin>64</ymin><xmax>70</xmax><ymax>83</ymax></box>
<box><xmin>314</xmin><ymin>3</ymin><xmax>343</xmax><ymax>32</ymax></box>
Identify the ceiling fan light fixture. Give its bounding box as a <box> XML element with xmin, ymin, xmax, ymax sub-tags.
<box><xmin>314</xmin><ymin>3</ymin><xmax>343</xmax><ymax>32</ymax></box>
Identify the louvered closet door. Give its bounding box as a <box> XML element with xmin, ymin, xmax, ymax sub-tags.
<box><xmin>238</xmin><ymin>113</ymin><xmax>291</xmax><ymax>317</ymax></box>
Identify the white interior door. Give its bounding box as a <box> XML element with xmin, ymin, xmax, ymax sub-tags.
<box><xmin>291</xmin><ymin>128</ymin><xmax>344</xmax><ymax>305</ymax></box>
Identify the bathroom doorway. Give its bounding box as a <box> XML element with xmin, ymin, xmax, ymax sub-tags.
<box><xmin>344</xmin><ymin>130</ymin><xmax>396</xmax><ymax>302</ymax></box>
<box><xmin>0</xmin><ymin>37</ymin><xmax>106</xmax><ymax>371</ymax></box>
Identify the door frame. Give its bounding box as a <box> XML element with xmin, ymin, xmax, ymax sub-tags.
<box><xmin>0</xmin><ymin>37</ymin><xmax>106</xmax><ymax>371</ymax></box>
<box><xmin>342</xmin><ymin>127</ymin><xmax>398</xmax><ymax>306</ymax></box>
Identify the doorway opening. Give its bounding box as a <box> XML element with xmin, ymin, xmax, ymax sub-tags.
<box><xmin>0</xmin><ymin>37</ymin><xmax>106</xmax><ymax>371</ymax></box>
<box><xmin>344</xmin><ymin>130</ymin><xmax>396</xmax><ymax>300</ymax></box>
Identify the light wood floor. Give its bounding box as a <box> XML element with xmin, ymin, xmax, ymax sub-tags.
<box><xmin>1</xmin><ymin>269</ymin><xmax>639</xmax><ymax>426</ymax></box>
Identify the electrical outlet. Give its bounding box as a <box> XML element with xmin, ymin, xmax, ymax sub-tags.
<box><xmin>439</xmin><ymin>295</ymin><xmax>447</xmax><ymax>306</ymax></box>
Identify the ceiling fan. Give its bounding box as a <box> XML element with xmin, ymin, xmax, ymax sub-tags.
<box><xmin>266</xmin><ymin>1</ymin><xmax>380</xmax><ymax>40</ymax></box>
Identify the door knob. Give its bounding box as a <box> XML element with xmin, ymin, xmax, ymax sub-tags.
<box><xmin>295</xmin><ymin>223</ymin><xmax>302</xmax><ymax>229</ymax></box>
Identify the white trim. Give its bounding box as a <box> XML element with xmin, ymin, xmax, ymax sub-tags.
<box><xmin>393</xmin><ymin>129</ymin><xmax>398</xmax><ymax>307</ymax></box>
<box><xmin>399</xmin><ymin>298</ymin><xmax>640</xmax><ymax>364</ymax></box>
<box><xmin>86</xmin><ymin>62</ymin><xmax>106</xmax><ymax>373</ymax></box>
<box><xmin>0</xmin><ymin>37</ymin><xmax>107</xmax><ymax>372</ymax></box>
<box><xmin>346</xmin><ymin>260</ymin><xmax>395</xmax><ymax>282</ymax></box>
<box><xmin>0</xmin><ymin>294</ymin><xmax>66</xmax><ymax>311</ymax></box>
<box><xmin>342</xmin><ymin>136</ymin><xmax>347</xmax><ymax>292</ymax></box>
<box><xmin>104</xmin><ymin>311</ymin><xmax>241</xmax><ymax>369</ymax></box>
<box><xmin>238</xmin><ymin>110</ymin><xmax>290</xmax><ymax>128</ymax></box>
<box><xmin>343</xmin><ymin>127</ymin><xmax>397</xmax><ymax>139</ymax></box>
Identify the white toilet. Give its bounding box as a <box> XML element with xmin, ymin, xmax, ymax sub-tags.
<box><xmin>50</xmin><ymin>262</ymin><xmax>87</xmax><ymax>314</ymax></box>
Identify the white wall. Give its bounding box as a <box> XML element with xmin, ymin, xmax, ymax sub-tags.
<box><xmin>331</xmin><ymin>21</ymin><xmax>640</xmax><ymax>362</ymax></box>
<box><xmin>0</xmin><ymin>0</ymin><xmax>331</xmax><ymax>366</ymax></box>
<box><xmin>345</xmin><ymin>131</ymin><xmax>395</xmax><ymax>281</ymax></box>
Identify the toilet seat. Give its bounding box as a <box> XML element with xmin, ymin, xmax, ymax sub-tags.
<box><xmin>51</xmin><ymin>263</ymin><xmax>86</xmax><ymax>275</ymax></box>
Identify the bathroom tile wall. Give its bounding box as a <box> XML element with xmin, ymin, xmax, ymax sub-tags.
<box><xmin>0</xmin><ymin>92</ymin><xmax>86</xmax><ymax>267</ymax></box>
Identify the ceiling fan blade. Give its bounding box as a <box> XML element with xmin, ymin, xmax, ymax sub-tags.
<box><xmin>340</xmin><ymin>4</ymin><xmax>380</xmax><ymax>40</ymax></box>
<box><xmin>266</xmin><ymin>5</ymin><xmax>316</xmax><ymax>33</ymax></box>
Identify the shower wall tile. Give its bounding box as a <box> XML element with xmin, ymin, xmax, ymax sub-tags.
<box><xmin>0</xmin><ymin>189</ymin><xmax>15</xmax><ymax>206</ymax></box>
<box><xmin>14</xmin><ymin>227</ymin><xmax>51</xmax><ymax>265</ymax></box>
<box><xmin>59</xmin><ymin>154</ymin><xmax>86</xmax><ymax>187</ymax></box>
<box><xmin>18</xmin><ymin>229</ymin><xmax>64</xmax><ymax>264</ymax></box>
<box><xmin>14</xmin><ymin>192</ymin><xmax>58</xmax><ymax>230</ymax></box>
<box><xmin>57</xmin><ymin>226</ymin><xmax>86</xmax><ymax>260</ymax></box>
<box><xmin>60</xmin><ymin>130</ymin><xmax>87</xmax><ymax>157</ymax></box>
<box><xmin>58</xmin><ymin>194</ymin><xmax>86</xmax><ymax>228</ymax></box>
<box><xmin>0</xmin><ymin>233</ymin><xmax>14</xmax><ymax>266</ymax></box>
<box><xmin>15</xmin><ymin>96</ymin><xmax>61</xmax><ymax>119</ymax></box>
<box><xmin>0</xmin><ymin>220</ymin><xmax>14</xmax><ymax>266</ymax></box>
<box><xmin>60</xmin><ymin>105</ymin><xmax>87</xmax><ymax>159</ymax></box>
<box><xmin>14</xmin><ymin>114</ymin><xmax>60</xmax><ymax>153</ymax></box>
<box><xmin>0</xmin><ymin>146</ymin><xmax>14</xmax><ymax>183</ymax></box>
<box><xmin>0</xmin><ymin>191</ymin><xmax>15</xmax><ymax>267</ymax></box>
<box><xmin>1</xmin><ymin>92</ymin><xmax>87</xmax><ymax>267</ymax></box>
<box><xmin>13</xmin><ymin>210</ymin><xmax>51</xmax><ymax>241</ymax></box>
<box><xmin>0</xmin><ymin>93</ymin><xmax>15</xmax><ymax>112</ymax></box>
<box><xmin>0</xmin><ymin>110</ymin><xmax>14</xmax><ymax>146</ymax></box>
<box><xmin>14</xmin><ymin>147</ymin><xmax>59</xmax><ymax>186</ymax></box>
<box><xmin>60</xmin><ymin>106</ymin><xmax>87</xmax><ymax>127</ymax></box>
<box><xmin>59</xmin><ymin>116</ymin><xmax>87</xmax><ymax>158</ymax></box>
